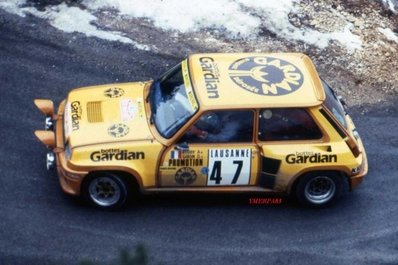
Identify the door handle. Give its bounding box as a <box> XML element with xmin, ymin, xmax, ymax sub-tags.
<box><xmin>315</xmin><ymin>145</ymin><xmax>332</xmax><ymax>152</ymax></box>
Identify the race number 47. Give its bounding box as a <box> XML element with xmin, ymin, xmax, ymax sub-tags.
<box><xmin>207</xmin><ymin>148</ymin><xmax>251</xmax><ymax>186</ymax></box>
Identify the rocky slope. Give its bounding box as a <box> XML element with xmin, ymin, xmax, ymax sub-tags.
<box><xmin>3</xmin><ymin>0</ymin><xmax>398</xmax><ymax>111</ymax></box>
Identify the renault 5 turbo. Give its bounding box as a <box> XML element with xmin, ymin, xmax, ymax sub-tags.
<box><xmin>34</xmin><ymin>53</ymin><xmax>368</xmax><ymax>209</ymax></box>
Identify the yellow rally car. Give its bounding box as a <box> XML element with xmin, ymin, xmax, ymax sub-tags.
<box><xmin>34</xmin><ymin>53</ymin><xmax>368</xmax><ymax>209</ymax></box>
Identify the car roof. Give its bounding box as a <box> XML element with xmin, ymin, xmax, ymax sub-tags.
<box><xmin>187</xmin><ymin>53</ymin><xmax>325</xmax><ymax>110</ymax></box>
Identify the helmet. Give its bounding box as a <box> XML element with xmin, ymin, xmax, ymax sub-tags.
<box><xmin>195</xmin><ymin>112</ymin><xmax>221</xmax><ymax>134</ymax></box>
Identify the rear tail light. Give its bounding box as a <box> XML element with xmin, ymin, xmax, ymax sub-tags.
<box><xmin>352</xmin><ymin>129</ymin><xmax>360</xmax><ymax>140</ymax></box>
<box><xmin>345</xmin><ymin>137</ymin><xmax>360</xmax><ymax>157</ymax></box>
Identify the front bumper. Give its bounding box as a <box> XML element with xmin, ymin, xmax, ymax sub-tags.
<box><xmin>34</xmin><ymin>99</ymin><xmax>87</xmax><ymax>196</ymax></box>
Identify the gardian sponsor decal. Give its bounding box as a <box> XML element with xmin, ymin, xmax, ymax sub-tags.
<box><xmin>228</xmin><ymin>56</ymin><xmax>304</xmax><ymax>96</ymax></box>
<box><xmin>70</xmin><ymin>101</ymin><xmax>82</xmax><ymax>131</ymax></box>
<box><xmin>285</xmin><ymin>151</ymin><xmax>337</xmax><ymax>164</ymax></box>
<box><xmin>199</xmin><ymin>57</ymin><xmax>220</xmax><ymax>99</ymax></box>
<box><xmin>90</xmin><ymin>149</ymin><xmax>145</xmax><ymax>162</ymax></box>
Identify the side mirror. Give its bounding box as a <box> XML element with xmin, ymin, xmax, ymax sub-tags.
<box><xmin>337</xmin><ymin>95</ymin><xmax>347</xmax><ymax>107</ymax></box>
<box><xmin>175</xmin><ymin>143</ymin><xmax>189</xmax><ymax>151</ymax></box>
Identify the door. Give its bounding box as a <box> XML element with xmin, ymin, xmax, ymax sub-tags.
<box><xmin>159</xmin><ymin>110</ymin><xmax>259</xmax><ymax>187</ymax></box>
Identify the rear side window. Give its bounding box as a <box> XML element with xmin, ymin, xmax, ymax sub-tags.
<box><xmin>258</xmin><ymin>108</ymin><xmax>322</xmax><ymax>141</ymax></box>
<box><xmin>322</xmin><ymin>80</ymin><xmax>347</xmax><ymax>129</ymax></box>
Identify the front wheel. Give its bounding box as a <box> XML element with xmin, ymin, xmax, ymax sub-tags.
<box><xmin>295</xmin><ymin>172</ymin><xmax>343</xmax><ymax>208</ymax></box>
<box><xmin>83</xmin><ymin>173</ymin><xmax>129</xmax><ymax>209</ymax></box>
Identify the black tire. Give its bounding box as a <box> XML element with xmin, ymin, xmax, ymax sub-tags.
<box><xmin>82</xmin><ymin>172</ymin><xmax>129</xmax><ymax>209</ymax></box>
<box><xmin>295</xmin><ymin>171</ymin><xmax>343</xmax><ymax>208</ymax></box>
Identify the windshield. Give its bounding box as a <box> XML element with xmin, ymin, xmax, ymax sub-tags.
<box><xmin>150</xmin><ymin>60</ymin><xmax>199</xmax><ymax>138</ymax></box>
<box><xmin>322</xmin><ymin>80</ymin><xmax>347</xmax><ymax>129</ymax></box>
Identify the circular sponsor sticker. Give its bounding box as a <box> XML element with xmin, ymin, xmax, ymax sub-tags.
<box><xmin>107</xmin><ymin>123</ymin><xmax>129</xmax><ymax>138</ymax></box>
<box><xmin>200</xmin><ymin>167</ymin><xmax>209</xmax><ymax>175</ymax></box>
<box><xmin>175</xmin><ymin>167</ymin><xmax>197</xmax><ymax>185</ymax></box>
<box><xmin>104</xmin><ymin>87</ymin><xmax>125</xmax><ymax>98</ymax></box>
<box><xmin>228</xmin><ymin>56</ymin><xmax>304</xmax><ymax>96</ymax></box>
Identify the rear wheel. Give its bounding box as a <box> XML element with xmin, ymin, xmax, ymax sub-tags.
<box><xmin>83</xmin><ymin>172</ymin><xmax>129</xmax><ymax>209</ymax></box>
<box><xmin>295</xmin><ymin>172</ymin><xmax>343</xmax><ymax>208</ymax></box>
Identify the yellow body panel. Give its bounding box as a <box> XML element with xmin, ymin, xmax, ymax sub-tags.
<box><xmin>64</xmin><ymin>82</ymin><xmax>153</xmax><ymax>147</ymax></box>
<box><xmin>188</xmin><ymin>53</ymin><xmax>325</xmax><ymax>109</ymax></box>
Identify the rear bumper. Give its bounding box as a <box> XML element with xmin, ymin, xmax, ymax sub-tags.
<box><xmin>349</xmin><ymin>144</ymin><xmax>368</xmax><ymax>190</ymax></box>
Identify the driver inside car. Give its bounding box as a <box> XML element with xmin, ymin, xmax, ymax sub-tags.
<box><xmin>184</xmin><ymin>111</ymin><xmax>252</xmax><ymax>143</ymax></box>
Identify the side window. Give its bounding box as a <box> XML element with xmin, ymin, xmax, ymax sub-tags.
<box><xmin>181</xmin><ymin>110</ymin><xmax>254</xmax><ymax>143</ymax></box>
<box><xmin>258</xmin><ymin>108</ymin><xmax>322</xmax><ymax>141</ymax></box>
<box><xmin>322</xmin><ymin>80</ymin><xmax>347</xmax><ymax>129</ymax></box>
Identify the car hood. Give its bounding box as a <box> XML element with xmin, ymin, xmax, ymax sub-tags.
<box><xmin>64</xmin><ymin>81</ymin><xmax>154</xmax><ymax>148</ymax></box>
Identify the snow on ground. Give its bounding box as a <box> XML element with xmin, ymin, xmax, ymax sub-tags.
<box><xmin>382</xmin><ymin>0</ymin><xmax>398</xmax><ymax>13</ymax></box>
<box><xmin>379</xmin><ymin>27</ymin><xmax>398</xmax><ymax>43</ymax></box>
<box><xmin>0</xmin><ymin>0</ymin><xmax>26</xmax><ymax>16</ymax></box>
<box><xmin>37</xmin><ymin>4</ymin><xmax>145</xmax><ymax>47</ymax></box>
<box><xmin>83</xmin><ymin>0</ymin><xmax>261</xmax><ymax>37</ymax></box>
<box><xmin>0</xmin><ymin>0</ymin><xmax>362</xmax><ymax>51</ymax></box>
<box><xmin>0</xmin><ymin>0</ymin><xmax>150</xmax><ymax>50</ymax></box>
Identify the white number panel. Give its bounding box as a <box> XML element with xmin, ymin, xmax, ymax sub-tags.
<box><xmin>207</xmin><ymin>148</ymin><xmax>251</xmax><ymax>186</ymax></box>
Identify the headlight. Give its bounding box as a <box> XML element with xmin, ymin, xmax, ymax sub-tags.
<box><xmin>45</xmin><ymin>117</ymin><xmax>54</xmax><ymax>131</ymax></box>
<box><xmin>65</xmin><ymin>144</ymin><xmax>72</xmax><ymax>160</ymax></box>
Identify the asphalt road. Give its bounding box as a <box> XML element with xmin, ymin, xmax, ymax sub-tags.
<box><xmin>1</xmin><ymin>10</ymin><xmax>398</xmax><ymax>265</ymax></box>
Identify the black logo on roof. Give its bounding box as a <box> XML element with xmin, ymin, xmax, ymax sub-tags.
<box><xmin>108</xmin><ymin>123</ymin><xmax>129</xmax><ymax>138</ymax></box>
<box><xmin>228</xmin><ymin>56</ymin><xmax>304</xmax><ymax>96</ymax></box>
<box><xmin>104</xmin><ymin>87</ymin><xmax>125</xmax><ymax>98</ymax></box>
